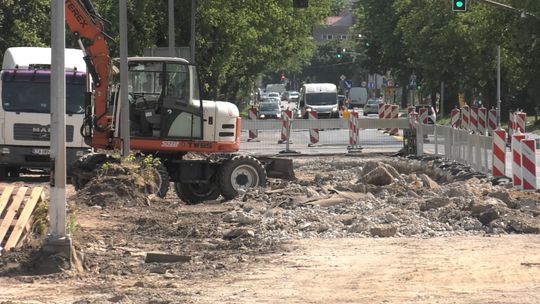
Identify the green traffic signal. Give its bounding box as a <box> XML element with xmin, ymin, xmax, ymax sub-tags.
<box><xmin>452</xmin><ymin>0</ymin><xmax>467</xmax><ymax>11</ymax></box>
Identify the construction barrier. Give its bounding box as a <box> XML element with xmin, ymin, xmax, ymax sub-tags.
<box><xmin>379</xmin><ymin>102</ymin><xmax>386</xmax><ymax>120</ymax></box>
<box><xmin>278</xmin><ymin>110</ymin><xmax>292</xmax><ymax>144</ymax></box>
<box><xmin>418</xmin><ymin>108</ymin><xmax>428</xmax><ymax>125</ymax></box>
<box><xmin>348</xmin><ymin>111</ymin><xmax>359</xmax><ymax>146</ymax></box>
<box><xmin>514</xmin><ymin>111</ymin><xmax>526</xmax><ymax>133</ymax></box>
<box><xmin>511</xmin><ymin>132</ymin><xmax>526</xmax><ymax>188</ymax></box>
<box><xmin>408</xmin><ymin>110</ymin><xmax>418</xmax><ymax>130</ymax></box>
<box><xmin>492</xmin><ymin>129</ymin><xmax>506</xmax><ymax>177</ymax></box>
<box><xmin>488</xmin><ymin>108</ymin><xmax>497</xmax><ymax>135</ymax></box>
<box><xmin>247</xmin><ymin>107</ymin><xmax>259</xmax><ymax>142</ymax></box>
<box><xmin>461</xmin><ymin>105</ymin><xmax>470</xmax><ymax>130</ymax></box>
<box><xmin>478</xmin><ymin>106</ymin><xmax>487</xmax><ymax>135</ymax></box>
<box><xmin>451</xmin><ymin>108</ymin><xmax>460</xmax><ymax>128</ymax></box>
<box><xmin>470</xmin><ymin>106</ymin><xmax>478</xmax><ymax>133</ymax></box>
<box><xmin>521</xmin><ymin>139</ymin><xmax>538</xmax><ymax>190</ymax></box>
<box><xmin>308</xmin><ymin>110</ymin><xmax>319</xmax><ymax>146</ymax></box>
<box><xmin>508</xmin><ymin>112</ymin><xmax>515</xmax><ymax>142</ymax></box>
<box><xmin>383</xmin><ymin>104</ymin><xmax>392</xmax><ymax>133</ymax></box>
<box><xmin>389</xmin><ymin>105</ymin><xmax>399</xmax><ymax>135</ymax></box>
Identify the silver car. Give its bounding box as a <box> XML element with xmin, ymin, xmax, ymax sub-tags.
<box><xmin>363</xmin><ymin>98</ymin><xmax>382</xmax><ymax>116</ymax></box>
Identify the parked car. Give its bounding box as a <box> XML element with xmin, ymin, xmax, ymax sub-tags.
<box><xmin>415</xmin><ymin>105</ymin><xmax>436</xmax><ymax>124</ymax></box>
<box><xmin>258</xmin><ymin>102</ymin><xmax>282</xmax><ymax>119</ymax></box>
<box><xmin>363</xmin><ymin>98</ymin><xmax>383</xmax><ymax>115</ymax></box>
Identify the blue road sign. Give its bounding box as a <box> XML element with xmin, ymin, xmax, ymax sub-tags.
<box><xmin>344</xmin><ymin>80</ymin><xmax>352</xmax><ymax>90</ymax></box>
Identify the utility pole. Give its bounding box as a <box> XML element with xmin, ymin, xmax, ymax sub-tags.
<box><xmin>119</xmin><ymin>0</ymin><xmax>129</xmax><ymax>156</ymax></box>
<box><xmin>46</xmin><ymin>0</ymin><xmax>70</xmax><ymax>257</ymax></box>
<box><xmin>168</xmin><ymin>0</ymin><xmax>175</xmax><ymax>57</ymax></box>
<box><xmin>496</xmin><ymin>45</ymin><xmax>501</xmax><ymax>127</ymax></box>
<box><xmin>190</xmin><ymin>0</ymin><xmax>196</xmax><ymax>63</ymax></box>
<box><xmin>440</xmin><ymin>81</ymin><xmax>444</xmax><ymax>117</ymax></box>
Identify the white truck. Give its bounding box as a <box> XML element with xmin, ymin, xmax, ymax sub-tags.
<box><xmin>0</xmin><ymin>47</ymin><xmax>89</xmax><ymax>178</ymax></box>
<box><xmin>298</xmin><ymin>83</ymin><xmax>339</xmax><ymax>118</ymax></box>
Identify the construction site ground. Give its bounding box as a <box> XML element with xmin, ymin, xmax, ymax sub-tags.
<box><xmin>1</xmin><ymin>153</ymin><xmax>540</xmax><ymax>304</ymax></box>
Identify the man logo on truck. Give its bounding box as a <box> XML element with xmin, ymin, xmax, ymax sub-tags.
<box><xmin>32</xmin><ymin>127</ymin><xmax>51</xmax><ymax>139</ymax></box>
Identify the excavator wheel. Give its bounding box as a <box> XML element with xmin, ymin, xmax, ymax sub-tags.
<box><xmin>142</xmin><ymin>163</ymin><xmax>170</xmax><ymax>198</ymax></box>
<box><xmin>174</xmin><ymin>181</ymin><xmax>220</xmax><ymax>205</ymax></box>
<box><xmin>218</xmin><ymin>155</ymin><xmax>267</xmax><ymax>200</ymax></box>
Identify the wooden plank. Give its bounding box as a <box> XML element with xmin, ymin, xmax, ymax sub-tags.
<box><xmin>0</xmin><ymin>187</ymin><xmax>28</xmax><ymax>245</ymax></box>
<box><xmin>4</xmin><ymin>187</ymin><xmax>43</xmax><ymax>250</ymax></box>
<box><xmin>0</xmin><ymin>186</ymin><xmax>15</xmax><ymax>217</ymax></box>
<box><xmin>16</xmin><ymin>215</ymin><xmax>35</xmax><ymax>248</ymax></box>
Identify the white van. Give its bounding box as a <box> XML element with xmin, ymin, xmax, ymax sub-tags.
<box><xmin>0</xmin><ymin>47</ymin><xmax>89</xmax><ymax>177</ymax></box>
<box><xmin>348</xmin><ymin>87</ymin><xmax>368</xmax><ymax>108</ymax></box>
<box><xmin>298</xmin><ymin>83</ymin><xmax>339</xmax><ymax>118</ymax></box>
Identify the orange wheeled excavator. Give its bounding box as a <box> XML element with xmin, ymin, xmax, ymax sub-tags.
<box><xmin>65</xmin><ymin>0</ymin><xmax>293</xmax><ymax>203</ymax></box>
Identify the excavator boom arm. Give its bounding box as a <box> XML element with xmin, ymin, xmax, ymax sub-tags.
<box><xmin>65</xmin><ymin>0</ymin><xmax>112</xmax><ymax>145</ymax></box>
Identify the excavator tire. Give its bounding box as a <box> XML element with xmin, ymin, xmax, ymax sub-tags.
<box><xmin>218</xmin><ymin>155</ymin><xmax>267</xmax><ymax>200</ymax></box>
<box><xmin>174</xmin><ymin>181</ymin><xmax>220</xmax><ymax>204</ymax></box>
<box><xmin>142</xmin><ymin>163</ymin><xmax>170</xmax><ymax>198</ymax></box>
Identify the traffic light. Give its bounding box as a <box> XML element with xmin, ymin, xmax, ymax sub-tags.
<box><xmin>452</xmin><ymin>0</ymin><xmax>467</xmax><ymax>12</ymax></box>
<box><xmin>336</xmin><ymin>47</ymin><xmax>344</xmax><ymax>59</ymax></box>
<box><xmin>293</xmin><ymin>0</ymin><xmax>308</xmax><ymax>8</ymax></box>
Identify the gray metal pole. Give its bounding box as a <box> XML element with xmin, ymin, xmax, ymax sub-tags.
<box><xmin>497</xmin><ymin>45</ymin><xmax>501</xmax><ymax>127</ymax></box>
<box><xmin>120</xmin><ymin>0</ymin><xmax>130</xmax><ymax>156</ymax></box>
<box><xmin>168</xmin><ymin>0</ymin><xmax>175</xmax><ymax>57</ymax></box>
<box><xmin>49</xmin><ymin>0</ymin><xmax>67</xmax><ymax>239</ymax></box>
<box><xmin>190</xmin><ymin>0</ymin><xmax>196</xmax><ymax>63</ymax></box>
<box><xmin>440</xmin><ymin>81</ymin><xmax>444</xmax><ymax>118</ymax></box>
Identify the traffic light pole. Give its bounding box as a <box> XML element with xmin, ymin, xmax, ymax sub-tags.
<box><xmin>496</xmin><ymin>45</ymin><xmax>501</xmax><ymax>127</ymax></box>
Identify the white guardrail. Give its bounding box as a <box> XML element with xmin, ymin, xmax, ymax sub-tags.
<box><xmin>241</xmin><ymin>118</ymin><xmax>409</xmax><ymax>131</ymax></box>
<box><xmin>416</xmin><ymin>123</ymin><xmax>494</xmax><ymax>174</ymax></box>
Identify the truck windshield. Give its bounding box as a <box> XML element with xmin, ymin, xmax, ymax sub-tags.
<box><xmin>306</xmin><ymin>93</ymin><xmax>337</xmax><ymax>105</ymax></box>
<box><xmin>1</xmin><ymin>74</ymin><xmax>85</xmax><ymax>114</ymax></box>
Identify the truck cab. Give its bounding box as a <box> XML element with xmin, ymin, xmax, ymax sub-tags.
<box><xmin>0</xmin><ymin>47</ymin><xmax>89</xmax><ymax>177</ymax></box>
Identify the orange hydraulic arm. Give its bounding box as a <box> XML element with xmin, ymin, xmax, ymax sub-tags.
<box><xmin>65</xmin><ymin>0</ymin><xmax>112</xmax><ymax>148</ymax></box>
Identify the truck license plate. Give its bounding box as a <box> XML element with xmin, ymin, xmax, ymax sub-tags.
<box><xmin>32</xmin><ymin>148</ymin><xmax>50</xmax><ymax>155</ymax></box>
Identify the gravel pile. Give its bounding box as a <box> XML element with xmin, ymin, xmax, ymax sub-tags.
<box><xmin>215</xmin><ymin>156</ymin><xmax>540</xmax><ymax>248</ymax></box>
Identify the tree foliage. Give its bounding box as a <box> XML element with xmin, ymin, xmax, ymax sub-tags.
<box><xmin>353</xmin><ymin>0</ymin><xmax>540</xmax><ymax>113</ymax></box>
<box><xmin>0</xmin><ymin>1</ymin><xmax>330</xmax><ymax>103</ymax></box>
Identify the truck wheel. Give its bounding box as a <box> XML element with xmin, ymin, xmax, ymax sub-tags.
<box><xmin>142</xmin><ymin>163</ymin><xmax>170</xmax><ymax>198</ymax></box>
<box><xmin>218</xmin><ymin>155</ymin><xmax>267</xmax><ymax>200</ymax></box>
<box><xmin>174</xmin><ymin>181</ymin><xmax>220</xmax><ymax>205</ymax></box>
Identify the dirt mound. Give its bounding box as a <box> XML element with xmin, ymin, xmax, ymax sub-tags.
<box><xmin>73</xmin><ymin>163</ymin><xmax>151</xmax><ymax>208</ymax></box>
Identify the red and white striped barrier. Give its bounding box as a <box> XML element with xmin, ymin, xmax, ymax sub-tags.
<box><xmin>383</xmin><ymin>104</ymin><xmax>392</xmax><ymax>132</ymax></box>
<box><xmin>511</xmin><ymin>132</ymin><xmax>526</xmax><ymax>188</ymax></box>
<box><xmin>389</xmin><ymin>105</ymin><xmax>399</xmax><ymax>135</ymax></box>
<box><xmin>408</xmin><ymin>110</ymin><xmax>418</xmax><ymax>129</ymax></box>
<box><xmin>451</xmin><ymin>108</ymin><xmax>460</xmax><ymax>128</ymax></box>
<box><xmin>478</xmin><ymin>106</ymin><xmax>487</xmax><ymax>135</ymax></box>
<box><xmin>492</xmin><ymin>129</ymin><xmax>506</xmax><ymax>177</ymax></box>
<box><xmin>378</xmin><ymin>102</ymin><xmax>386</xmax><ymax>120</ymax></box>
<box><xmin>461</xmin><ymin>105</ymin><xmax>470</xmax><ymax>130</ymax></box>
<box><xmin>514</xmin><ymin>111</ymin><xmax>526</xmax><ymax>133</ymax></box>
<box><xmin>278</xmin><ymin>109</ymin><xmax>292</xmax><ymax>144</ymax></box>
<box><xmin>247</xmin><ymin>107</ymin><xmax>259</xmax><ymax>142</ymax></box>
<box><xmin>418</xmin><ymin>108</ymin><xmax>428</xmax><ymax>125</ymax></box>
<box><xmin>521</xmin><ymin>139</ymin><xmax>538</xmax><ymax>190</ymax></box>
<box><xmin>470</xmin><ymin>106</ymin><xmax>478</xmax><ymax>133</ymax></box>
<box><xmin>488</xmin><ymin>108</ymin><xmax>497</xmax><ymax>135</ymax></box>
<box><xmin>308</xmin><ymin>110</ymin><xmax>319</xmax><ymax>146</ymax></box>
<box><xmin>349</xmin><ymin>111</ymin><xmax>359</xmax><ymax>146</ymax></box>
<box><xmin>508</xmin><ymin>112</ymin><xmax>515</xmax><ymax>140</ymax></box>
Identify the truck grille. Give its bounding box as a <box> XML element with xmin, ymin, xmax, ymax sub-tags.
<box><xmin>13</xmin><ymin>124</ymin><xmax>74</xmax><ymax>142</ymax></box>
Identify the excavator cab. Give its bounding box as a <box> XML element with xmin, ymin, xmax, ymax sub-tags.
<box><xmin>126</xmin><ymin>57</ymin><xmax>203</xmax><ymax>141</ymax></box>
